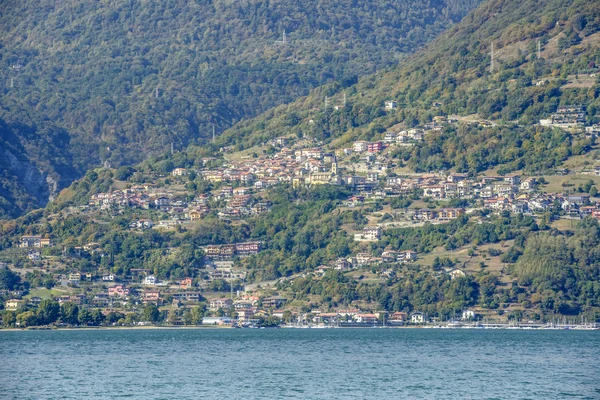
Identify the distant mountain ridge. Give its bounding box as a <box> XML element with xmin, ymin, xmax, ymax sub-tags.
<box><xmin>0</xmin><ymin>0</ymin><xmax>481</xmax><ymax>218</ymax></box>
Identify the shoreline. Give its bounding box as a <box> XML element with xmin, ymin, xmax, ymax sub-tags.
<box><xmin>1</xmin><ymin>324</ymin><xmax>598</xmax><ymax>332</ymax></box>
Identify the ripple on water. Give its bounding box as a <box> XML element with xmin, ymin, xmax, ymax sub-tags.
<box><xmin>0</xmin><ymin>329</ymin><xmax>598</xmax><ymax>399</ymax></box>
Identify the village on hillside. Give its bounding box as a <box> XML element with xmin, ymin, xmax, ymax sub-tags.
<box><xmin>2</xmin><ymin>106</ymin><xmax>600</xmax><ymax>328</ymax></box>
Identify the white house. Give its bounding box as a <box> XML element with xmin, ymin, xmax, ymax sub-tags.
<box><xmin>462</xmin><ymin>309</ymin><xmax>476</xmax><ymax>320</ymax></box>
<box><xmin>411</xmin><ymin>312</ymin><xmax>425</xmax><ymax>324</ymax></box>
<box><xmin>353</xmin><ymin>141</ymin><xmax>369</xmax><ymax>153</ymax></box>
<box><xmin>355</xmin><ymin>226</ymin><xmax>382</xmax><ymax>242</ymax></box>
<box><xmin>144</xmin><ymin>275</ymin><xmax>157</xmax><ymax>286</ymax></box>
<box><xmin>172</xmin><ymin>168</ymin><xmax>188</xmax><ymax>177</ymax></box>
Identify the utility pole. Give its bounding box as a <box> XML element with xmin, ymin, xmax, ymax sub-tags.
<box><xmin>155</xmin><ymin>86</ymin><xmax>159</xmax><ymax>98</ymax></box>
<box><xmin>212</xmin><ymin>126</ymin><xmax>216</xmax><ymax>142</ymax></box>
<box><xmin>325</xmin><ymin>96</ymin><xmax>328</xmax><ymax>109</ymax></box>
<box><xmin>537</xmin><ymin>40</ymin><xmax>541</xmax><ymax>59</ymax></box>
<box><xmin>343</xmin><ymin>92</ymin><xmax>346</xmax><ymax>107</ymax></box>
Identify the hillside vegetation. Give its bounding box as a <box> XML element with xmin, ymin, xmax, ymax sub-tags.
<box><xmin>218</xmin><ymin>0</ymin><xmax>600</xmax><ymax>163</ymax></box>
<box><xmin>2</xmin><ymin>0</ymin><xmax>600</xmax><ymax>326</ymax></box>
<box><xmin>0</xmin><ymin>0</ymin><xmax>480</xmax><ymax>217</ymax></box>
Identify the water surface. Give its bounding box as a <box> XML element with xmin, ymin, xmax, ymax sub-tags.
<box><xmin>1</xmin><ymin>328</ymin><xmax>598</xmax><ymax>399</ymax></box>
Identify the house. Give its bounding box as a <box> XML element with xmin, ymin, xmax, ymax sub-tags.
<box><xmin>28</xmin><ymin>251</ymin><xmax>41</xmax><ymax>261</ymax></box>
<box><xmin>585</xmin><ymin>125</ymin><xmax>600</xmax><ymax>137</ymax></box>
<box><xmin>410</xmin><ymin>312</ymin><xmax>425</xmax><ymax>324</ymax></box>
<box><xmin>414</xmin><ymin>208</ymin><xmax>436</xmax><ymax>220</ymax></box>
<box><xmin>315</xmin><ymin>265</ymin><xmax>331</xmax><ymax>275</ymax></box>
<box><xmin>520</xmin><ymin>178</ymin><xmax>536</xmax><ymax>191</ymax></box>
<box><xmin>141</xmin><ymin>290</ymin><xmax>161</xmax><ymax>304</ymax></box>
<box><xmin>73</xmin><ymin>294</ymin><xmax>87</xmax><ymax>305</ymax></box>
<box><xmin>399</xmin><ymin>250</ymin><xmax>417</xmax><ymax>262</ymax></box>
<box><xmin>462</xmin><ymin>309</ymin><xmax>476</xmax><ymax>320</ymax></box>
<box><xmin>383</xmin><ymin>132</ymin><xmax>397</xmax><ymax>142</ymax></box>
<box><xmin>367</xmin><ymin>142</ymin><xmax>383</xmax><ymax>153</ymax></box>
<box><xmin>68</xmin><ymin>273</ymin><xmax>81</xmax><ymax>283</ymax></box>
<box><xmin>235</xmin><ymin>242</ymin><xmax>261</xmax><ymax>256</ymax></box>
<box><xmin>236</xmin><ymin>308</ymin><xmax>255</xmax><ymax>322</ymax></box>
<box><xmin>366</xmin><ymin>172</ymin><xmax>379</xmax><ymax>182</ymax></box>
<box><xmin>388</xmin><ymin>312</ymin><xmax>408</xmax><ymax>324</ymax></box>
<box><xmin>108</xmin><ymin>285</ymin><xmax>129</xmax><ymax>297</ymax></box>
<box><xmin>310</xmin><ymin>172</ymin><xmax>340</xmax><ymax>185</ymax></box>
<box><xmin>274</xmin><ymin>137</ymin><xmax>289</xmax><ymax>147</ymax></box>
<box><xmin>355</xmin><ymin>226</ymin><xmax>382</xmax><ymax>241</ymax></box>
<box><xmin>180</xmin><ymin>278</ymin><xmax>193</xmax><ymax>289</ymax></box>
<box><xmin>438</xmin><ymin>208</ymin><xmax>465</xmax><ymax>220</ymax></box>
<box><xmin>234</xmin><ymin>301</ymin><xmax>255</xmax><ymax>310</ymax></box>
<box><xmin>93</xmin><ymin>293</ymin><xmax>111</xmax><ymax>307</ymax></box>
<box><xmin>29</xmin><ymin>296</ymin><xmax>42</xmax><ymax>306</ymax></box>
<box><xmin>5</xmin><ymin>299</ymin><xmax>24</xmax><ymax>311</ymax></box>
<box><xmin>263</xmin><ymin>296</ymin><xmax>287</xmax><ymax>308</ymax></box>
<box><xmin>504</xmin><ymin>174</ymin><xmax>520</xmax><ymax>185</ymax></box>
<box><xmin>333</xmin><ymin>258</ymin><xmax>351</xmax><ymax>270</ymax></box>
<box><xmin>382</xmin><ymin>250</ymin><xmax>399</xmax><ymax>263</ymax></box>
<box><xmin>20</xmin><ymin>236</ymin><xmax>52</xmax><ymax>248</ymax></box>
<box><xmin>154</xmin><ymin>197</ymin><xmax>170</xmax><ymax>207</ymax></box>
<box><xmin>172</xmin><ymin>168</ymin><xmax>188</xmax><ymax>177</ymax></box>
<box><xmin>385</xmin><ymin>100</ymin><xmax>397</xmax><ymax>110</ymax></box>
<box><xmin>353</xmin><ymin>141</ymin><xmax>369</xmax><ymax>153</ymax></box>
<box><xmin>172</xmin><ymin>292</ymin><xmax>201</xmax><ymax>303</ymax></box>
<box><xmin>202</xmin><ymin>317</ymin><xmax>234</xmax><ymax>325</ymax></box>
<box><xmin>134</xmin><ymin>219</ymin><xmax>154</xmax><ymax>229</ymax></box>
<box><xmin>567</xmin><ymin>194</ymin><xmax>590</xmax><ymax>206</ymax></box>
<box><xmin>355</xmin><ymin>252</ymin><xmax>373</xmax><ymax>265</ymax></box>
<box><xmin>447</xmin><ymin>173</ymin><xmax>468</xmax><ymax>183</ymax></box>
<box><xmin>209</xmin><ymin>298</ymin><xmax>233</xmax><ymax>310</ymax></box>
<box><xmin>102</xmin><ymin>274</ymin><xmax>115</xmax><ymax>282</ymax></box>
<box><xmin>337</xmin><ymin>309</ymin><xmax>360</xmax><ymax>318</ymax></box>
<box><xmin>354</xmin><ymin>313</ymin><xmax>378</xmax><ymax>324</ymax></box>
<box><xmin>422</xmin><ymin>185</ymin><xmax>445</xmax><ymax>198</ymax></box>
<box><xmin>188</xmin><ymin>210</ymin><xmax>205</xmax><ymax>221</ymax></box>
<box><xmin>144</xmin><ymin>275</ymin><xmax>157</xmax><ymax>286</ymax></box>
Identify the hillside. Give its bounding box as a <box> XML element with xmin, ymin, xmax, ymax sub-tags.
<box><xmin>2</xmin><ymin>0</ymin><xmax>600</xmax><ymax>328</ymax></box>
<box><xmin>217</xmin><ymin>0</ymin><xmax>600</xmax><ymax>168</ymax></box>
<box><xmin>0</xmin><ymin>0</ymin><xmax>480</xmax><ymax>217</ymax></box>
<box><xmin>0</xmin><ymin>106</ymin><xmax>82</xmax><ymax>219</ymax></box>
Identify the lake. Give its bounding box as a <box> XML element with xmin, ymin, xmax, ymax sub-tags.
<box><xmin>0</xmin><ymin>328</ymin><xmax>598</xmax><ymax>399</ymax></box>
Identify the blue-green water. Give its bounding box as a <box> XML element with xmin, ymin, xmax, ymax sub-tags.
<box><xmin>0</xmin><ymin>328</ymin><xmax>598</xmax><ymax>399</ymax></box>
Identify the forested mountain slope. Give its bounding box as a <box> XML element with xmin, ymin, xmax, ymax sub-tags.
<box><xmin>0</xmin><ymin>0</ymin><xmax>480</xmax><ymax>217</ymax></box>
<box><xmin>0</xmin><ymin>106</ymin><xmax>81</xmax><ymax>219</ymax></box>
<box><xmin>218</xmin><ymin>0</ymin><xmax>600</xmax><ymax>169</ymax></box>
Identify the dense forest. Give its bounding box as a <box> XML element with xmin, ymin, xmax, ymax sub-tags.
<box><xmin>0</xmin><ymin>0</ymin><xmax>480</xmax><ymax>217</ymax></box>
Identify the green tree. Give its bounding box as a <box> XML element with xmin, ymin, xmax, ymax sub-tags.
<box><xmin>60</xmin><ymin>303</ymin><xmax>80</xmax><ymax>325</ymax></box>
<box><xmin>190</xmin><ymin>306</ymin><xmax>204</xmax><ymax>325</ymax></box>
<box><xmin>2</xmin><ymin>310</ymin><xmax>16</xmax><ymax>327</ymax></box>
<box><xmin>142</xmin><ymin>304</ymin><xmax>160</xmax><ymax>323</ymax></box>
<box><xmin>17</xmin><ymin>311</ymin><xmax>37</xmax><ymax>327</ymax></box>
<box><xmin>78</xmin><ymin>308</ymin><xmax>93</xmax><ymax>325</ymax></box>
<box><xmin>36</xmin><ymin>299</ymin><xmax>60</xmax><ymax>325</ymax></box>
<box><xmin>90</xmin><ymin>309</ymin><xmax>105</xmax><ymax>326</ymax></box>
<box><xmin>0</xmin><ymin>267</ymin><xmax>21</xmax><ymax>290</ymax></box>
